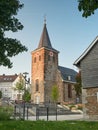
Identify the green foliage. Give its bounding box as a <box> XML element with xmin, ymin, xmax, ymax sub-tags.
<box><xmin>78</xmin><ymin>0</ymin><xmax>98</xmax><ymax>18</ymax></box>
<box><xmin>14</xmin><ymin>74</ymin><xmax>25</xmax><ymax>100</ymax></box>
<box><xmin>0</xmin><ymin>106</ymin><xmax>13</xmax><ymax>120</ymax></box>
<box><xmin>0</xmin><ymin>120</ymin><xmax>98</xmax><ymax>130</ymax></box>
<box><xmin>22</xmin><ymin>90</ymin><xmax>31</xmax><ymax>102</ymax></box>
<box><xmin>51</xmin><ymin>85</ymin><xmax>59</xmax><ymax>102</ymax></box>
<box><xmin>0</xmin><ymin>0</ymin><xmax>27</xmax><ymax>68</ymax></box>
<box><xmin>0</xmin><ymin>91</ymin><xmax>2</xmax><ymax>99</ymax></box>
<box><xmin>74</xmin><ymin>71</ymin><xmax>82</xmax><ymax>97</ymax></box>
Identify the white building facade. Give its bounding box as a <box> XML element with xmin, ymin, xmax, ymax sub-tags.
<box><xmin>0</xmin><ymin>74</ymin><xmax>25</xmax><ymax>100</ymax></box>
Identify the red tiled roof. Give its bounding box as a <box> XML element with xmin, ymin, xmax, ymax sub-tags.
<box><xmin>0</xmin><ymin>74</ymin><xmax>18</xmax><ymax>82</ymax></box>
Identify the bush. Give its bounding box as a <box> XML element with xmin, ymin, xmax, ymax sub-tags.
<box><xmin>0</xmin><ymin>106</ymin><xmax>13</xmax><ymax>120</ymax></box>
<box><xmin>0</xmin><ymin>91</ymin><xmax>2</xmax><ymax>99</ymax></box>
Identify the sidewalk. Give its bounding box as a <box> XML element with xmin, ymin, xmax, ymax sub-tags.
<box><xmin>27</xmin><ymin>114</ymin><xmax>83</xmax><ymax>121</ymax></box>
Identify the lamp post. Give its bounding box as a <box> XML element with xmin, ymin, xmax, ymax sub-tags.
<box><xmin>22</xmin><ymin>72</ymin><xmax>30</xmax><ymax>120</ymax></box>
<box><xmin>23</xmin><ymin>72</ymin><xmax>30</xmax><ymax>90</ymax></box>
<box><xmin>23</xmin><ymin>72</ymin><xmax>29</xmax><ymax>83</ymax></box>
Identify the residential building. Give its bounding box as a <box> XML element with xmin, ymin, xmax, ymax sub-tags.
<box><xmin>0</xmin><ymin>73</ymin><xmax>25</xmax><ymax>100</ymax></box>
<box><xmin>74</xmin><ymin>36</ymin><xmax>98</xmax><ymax>120</ymax></box>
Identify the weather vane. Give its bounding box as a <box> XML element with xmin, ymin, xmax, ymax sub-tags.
<box><xmin>44</xmin><ymin>14</ymin><xmax>46</xmax><ymax>24</ymax></box>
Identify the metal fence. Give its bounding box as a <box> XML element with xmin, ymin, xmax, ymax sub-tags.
<box><xmin>14</xmin><ymin>102</ymin><xmax>58</xmax><ymax>121</ymax></box>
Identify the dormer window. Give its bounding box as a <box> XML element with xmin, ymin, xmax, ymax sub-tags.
<box><xmin>67</xmin><ymin>76</ymin><xmax>71</xmax><ymax>80</ymax></box>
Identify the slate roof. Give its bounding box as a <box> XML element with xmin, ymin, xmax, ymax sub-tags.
<box><xmin>0</xmin><ymin>74</ymin><xmax>18</xmax><ymax>82</ymax></box>
<box><xmin>74</xmin><ymin>36</ymin><xmax>98</xmax><ymax>67</ymax></box>
<box><xmin>37</xmin><ymin>23</ymin><xmax>59</xmax><ymax>52</ymax></box>
<box><xmin>58</xmin><ymin>66</ymin><xmax>77</xmax><ymax>83</ymax></box>
<box><xmin>38</xmin><ymin>23</ymin><xmax>52</xmax><ymax>49</ymax></box>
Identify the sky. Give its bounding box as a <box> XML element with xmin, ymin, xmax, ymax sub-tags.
<box><xmin>1</xmin><ymin>0</ymin><xmax>98</xmax><ymax>79</ymax></box>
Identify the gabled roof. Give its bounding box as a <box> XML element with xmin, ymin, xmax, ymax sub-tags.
<box><xmin>74</xmin><ymin>36</ymin><xmax>98</xmax><ymax>67</ymax></box>
<box><xmin>58</xmin><ymin>66</ymin><xmax>77</xmax><ymax>83</ymax></box>
<box><xmin>0</xmin><ymin>74</ymin><xmax>18</xmax><ymax>82</ymax></box>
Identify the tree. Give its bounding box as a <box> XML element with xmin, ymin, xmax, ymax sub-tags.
<box><xmin>14</xmin><ymin>74</ymin><xmax>25</xmax><ymax>100</ymax></box>
<box><xmin>0</xmin><ymin>0</ymin><xmax>27</xmax><ymax>68</ymax></box>
<box><xmin>51</xmin><ymin>85</ymin><xmax>59</xmax><ymax>103</ymax></box>
<box><xmin>0</xmin><ymin>91</ymin><xmax>2</xmax><ymax>99</ymax></box>
<box><xmin>78</xmin><ymin>0</ymin><xmax>98</xmax><ymax>18</ymax></box>
<box><xmin>74</xmin><ymin>71</ymin><xmax>82</xmax><ymax>100</ymax></box>
<box><xmin>22</xmin><ymin>90</ymin><xmax>31</xmax><ymax>102</ymax></box>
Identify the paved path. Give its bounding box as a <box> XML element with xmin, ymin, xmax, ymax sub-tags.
<box><xmin>27</xmin><ymin>114</ymin><xmax>83</xmax><ymax>121</ymax></box>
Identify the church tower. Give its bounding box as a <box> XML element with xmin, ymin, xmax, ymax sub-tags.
<box><xmin>31</xmin><ymin>21</ymin><xmax>59</xmax><ymax>104</ymax></box>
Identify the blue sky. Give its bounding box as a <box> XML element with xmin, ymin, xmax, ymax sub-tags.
<box><xmin>1</xmin><ymin>0</ymin><xmax>98</xmax><ymax>78</ymax></box>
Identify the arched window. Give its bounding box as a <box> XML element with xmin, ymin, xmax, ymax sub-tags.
<box><xmin>53</xmin><ymin>56</ymin><xmax>55</xmax><ymax>62</ymax></box>
<box><xmin>36</xmin><ymin>79</ymin><xmax>39</xmax><ymax>91</ymax></box>
<box><xmin>48</xmin><ymin>55</ymin><xmax>50</xmax><ymax>61</ymax></box>
<box><xmin>34</xmin><ymin>57</ymin><xmax>36</xmax><ymax>63</ymax></box>
<box><xmin>68</xmin><ymin>84</ymin><xmax>72</xmax><ymax>98</ymax></box>
<box><xmin>39</xmin><ymin>55</ymin><xmax>41</xmax><ymax>61</ymax></box>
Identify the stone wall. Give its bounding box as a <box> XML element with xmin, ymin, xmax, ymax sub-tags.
<box><xmin>31</xmin><ymin>47</ymin><xmax>77</xmax><ymax>104</ymax></box>
<box><xmin>82</xmin><ymin>88</ymin><xmax>98</xmax><ymax>120</ymax></box>
<box><xmin>56</xmin><ymin>70</ymin><xmax>76</xmax><ymax>103</ymax></box>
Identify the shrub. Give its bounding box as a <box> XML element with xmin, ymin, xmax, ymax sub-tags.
<box><xmin>0</xmin><ymin>91</ymin><xmax>2</xmax><ymax>99</ymax></box>
<box><xmin>0</xmin><ymin>106</ymin><xmax>14</xmax><ymax>120</ymax></box>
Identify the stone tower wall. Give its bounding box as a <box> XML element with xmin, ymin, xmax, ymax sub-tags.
<box><xmin>44</xmin><ymin>49</ymin><xmax>58</xmax><ymax>102</ymax></box>
<box><xmin>31</xmin><ymin>48</ymin><xmax>45</xmax><ymax>103</ymax></box>
<box><xmin>31</xmin><ymin>48</ymin><xmax>59</xmax><ymax>103</ymax></box>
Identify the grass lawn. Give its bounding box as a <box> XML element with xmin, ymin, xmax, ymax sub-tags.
<box><xmin>0</xmin><ymin>120</ymin><xmax>98</xmax><ymax>130</ymax></box>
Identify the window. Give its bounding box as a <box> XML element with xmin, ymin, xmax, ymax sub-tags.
<box><xmin>67</xmin><ymin>76</ymin><xmax>71</xmax><ymax>80</ymax></box>
<box><xmin>39</xmin><ymin>55</ymin><xmax>41</xmax><ymax>61</ymax></box>
<box><xmin>34</xmin><ymin>57</ymin><xmax>36</xmax><ymax>63</ymax></box>
<box><xmin>68</xmin><ymin>84</ymin><xmax>72</xmax><ymax>98</ymax></box>
<box><xmin>53</xmin><ymin>56</ymin><xmax>55</xmax><ymax>62</ymax></box>
<box><xmin>36</xmin><ymin>79</ymin><xmax>39</xmax><ymax>91</ymax></box>
<box><xmin>4</xmin><ymin>78</ymin><xmax>6</xmax><ymax>80</ymax></box>
<box><xmin>48</xmin><ymin>55</ymin><xmax>50</xmax><ymax>61</ymax></box>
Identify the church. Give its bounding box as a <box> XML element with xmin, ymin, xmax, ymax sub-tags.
<box><xmin>31</xmin><ymin>21</ymin><xmax>77</xmax><ymax>104</ymax></box>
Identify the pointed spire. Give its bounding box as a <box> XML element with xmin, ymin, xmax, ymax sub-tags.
<box><xmin>38</xmin><ymin>19</ymin><xmax>52</xmax><ymax>49</ymax></box>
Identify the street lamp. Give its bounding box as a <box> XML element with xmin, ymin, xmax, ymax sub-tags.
<box><xmin>22</xmin><ymin>72</ymin><xmax>29</xmax><ymax>120</ymax></box>
<box><xmin>23</xmin><ymin>72</ymin><xmax>30</xmax><ymax>83</ymax></box>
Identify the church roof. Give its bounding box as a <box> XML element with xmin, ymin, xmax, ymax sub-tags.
<box><xmin>58</xmin><ymin>66</ymin><xmax>77</xmax><ymax>83</ymax></box>
<box><xmin>37</xmin><ymin>22</ymin><xmax>59</xmax><ymax>53</ymax></box>
<box><xmin>38</xmin><ymin>23</ymin><xmax>52</xmax><ymax>49</ymax></box>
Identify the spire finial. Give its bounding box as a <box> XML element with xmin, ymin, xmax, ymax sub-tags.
<box><xmin>44</xmin><ymin>14</ymin><xmax>46</xmax><ymax>25</ymax></box>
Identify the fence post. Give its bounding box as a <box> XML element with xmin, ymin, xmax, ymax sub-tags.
<box><xmin>36</xmin><ymin>106</ymin><xmax>39</xmax><ymax>120</ymax></box>
<box><xmin>14</xmin><ymin>104</ymin><xmax>16</xmax><ymax>119</ymax></box>
<box><xmin>47</xmin><ymin>106</ymin><xmax>49</xmax><ymax>121</ymax></box>
<box><xmin>23</xmin><ymin>102</ymin><xmax>25</xmax><ymax>120</ymax></box>
<box><xmin>27</xmin><ymin>106</ymin><xmax>29</xmax><ymax>120</ymax></box>
<box><xmin>56</xmin><ymin>103</ymin><xmax>57</xmax><ymax>121</ymax></box>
